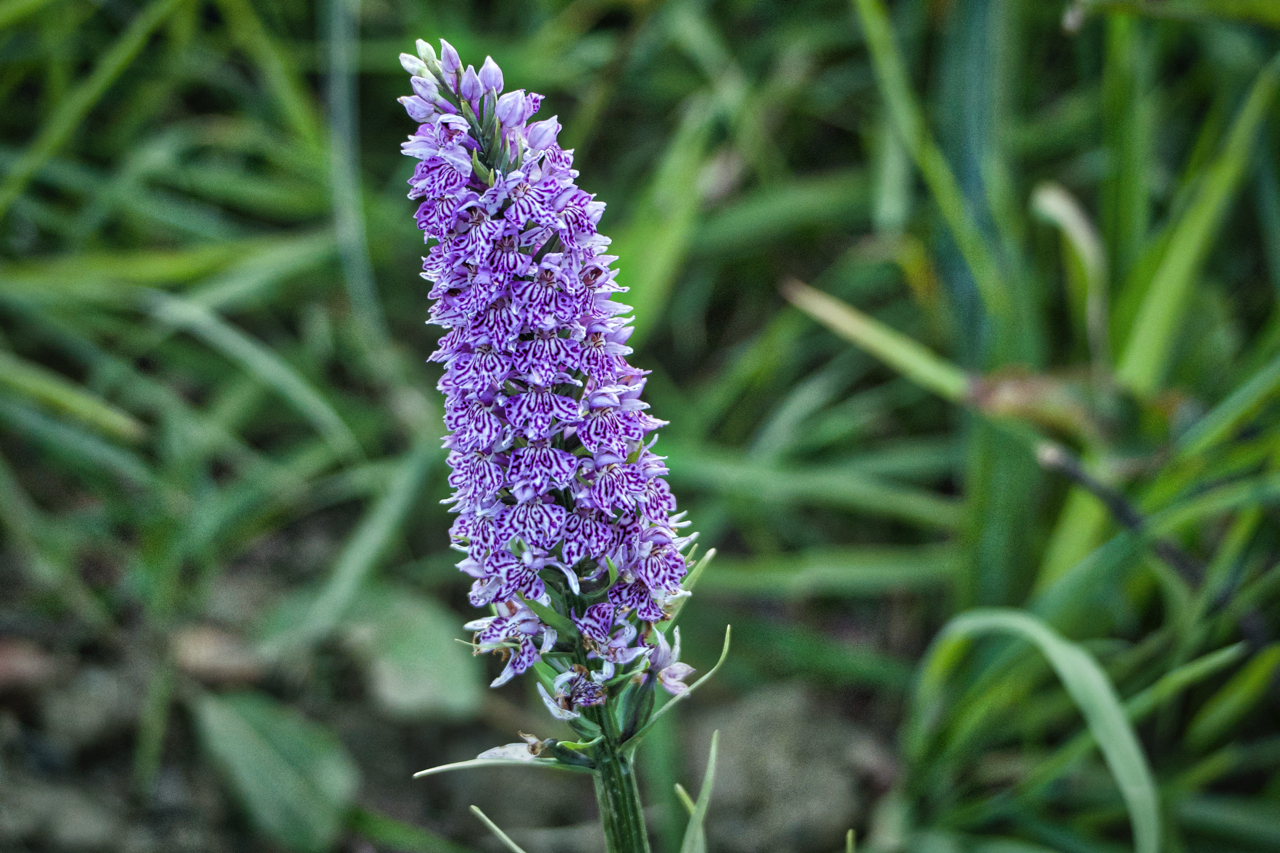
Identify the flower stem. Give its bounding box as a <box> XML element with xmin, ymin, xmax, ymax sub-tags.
<box><xmin>592</xmin><ymin>730</ymin><xmax>651</xmax><ymax>853</ymax></box>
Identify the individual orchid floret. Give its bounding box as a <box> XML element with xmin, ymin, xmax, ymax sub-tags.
<box><xmin>538</xmin><ymin>666</ymin><xmax>607</xmax><ymax>720</ymax></box>
<box><xmin>647</xmin><ymin>627</ymin><xmax>694</xmax><ymax>696</ymax></box>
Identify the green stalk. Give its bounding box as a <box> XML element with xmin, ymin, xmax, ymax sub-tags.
<box><xmin>586</xmin><ymin>705</ymin><xmax>651</xmax><ymax>853</ymax></box>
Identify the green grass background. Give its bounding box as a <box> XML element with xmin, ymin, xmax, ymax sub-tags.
<box><xmin>1</xmin><ymin>0</ymin><xmax>1279</xmax><ymax>851</ymax></box>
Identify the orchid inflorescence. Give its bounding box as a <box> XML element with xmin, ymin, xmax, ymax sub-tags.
<box><xmin>398</xmin><ymin>39</ymin><xmax>699</xmax><ymax>736</ymax></box>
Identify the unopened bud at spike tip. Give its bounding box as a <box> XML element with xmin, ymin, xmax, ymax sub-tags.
<box><xmin>479</xmin><ymin>56</ymin><xmax>504</xmax><ymax>94</ymax></box>
<box><xmin>399</xmin><ymin>52</ymin><xmax>428</xmax><ymax>78</ymax></box>
<box><xmin>439</xmin><ymin>39</ymin><xmax>461</xmax><ymax>75</ymax></box>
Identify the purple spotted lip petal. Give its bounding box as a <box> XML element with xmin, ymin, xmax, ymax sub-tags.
<box><xmin>400</xmin><ymin>42</ymin><xmax>696</xmax><ymax>718</ymax></box>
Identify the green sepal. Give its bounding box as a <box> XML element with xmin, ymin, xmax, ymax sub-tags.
<box><xmin>471</xmin><ymin>149</ymin><xmax>492</xmax><ymax>185</ymax></box>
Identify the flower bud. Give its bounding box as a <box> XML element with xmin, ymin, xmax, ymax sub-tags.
<box><xmin>410</xmin><ymin>75</ymin><xmax>438</xmax><ymax>101</ymax></box>
<box><xmin>439</xmin><ymin>39</ymin><xmax>461</xmax><ymax>75</ymax></box>
<box><xmin>460</xmin><ymin>66</ymin><xmax>482</xmax><ymax>105</ymax></box>
<box><xmin>479</xmin><ymin>56</ymin><xmax>504</xmax><ymax>94</ymax></box>
<box><xmin>526</xmin><ymin>116</ymin><xmax>560</xmax><ymax>153</ymax></box>
<box><xmin>415</xmin><ymin>39</ymin><xmax>436</xmax><ymax>64</ymax></box>
<box><xmin>495</xmin><ymin>90</ymin><xmax>526</xmax><ymax>127</ymax></box>
<box><xmin>399</xmin><ymin>52</ymin><xmax>428</xmax><ymax>78</ymax></box>
<box><xmin>398</xmin><ymin>95</ymin><xmax>435</xmax><ymax>123</ymax></box>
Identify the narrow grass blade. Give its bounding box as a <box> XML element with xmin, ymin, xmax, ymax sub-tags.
<box><xmin>0</xmin><ymin>0</ymin><xmax>187</xmax><ymax>218</ymax></box>
<box><xmin>0</xmin><ymin>349</ymin><xmax>145</xmax><ymax>442</ymax></box>
<box><xmin>1149</xmin><ymin>470</ymin><xmax>1280</xmax><ymax>534</ymax></box>
<box><xmin>693</xmin><ymin>169</ymin><xmax>870</xmax><ymax>257</ymax></box>
<box><xmin>325</xmin><ymin>0</ymin><xmax>392</xmax><ymax>380</ymax></box>
<box><xmin>1021</xmin><ymin>642</ymin><xmax>1249</xmax><ymax>797</ymax></box>
<box><xmin>699</xmin><ymin>545</ymin><xmax>957</xmax><ymax>599</ymax></box>
<box><xmin>1176</xmin><ymin>796</ymin><xmax>1280</xmax><ymax>849</ymax></box>
<box><xmin>212</xmin><ymin>0</ymin><xmax>323</xmax><ymax>151</ymax></box>
<box><xmin>413</xmin><ymin>756</ymin><xmax>590</xmax><ymax>778</ymax></box>
<box><xmin>1175</xmin><ymin>350</ymin><xmax>1280</xmax><ymax>458</ymax></box>
<box><xmin>663</xmin><ymin>548</ymin><xmax>716</xmax><ymax>630</ymax></box>
<box><xmin>0</xmin><ymin>241</ymin><xmax>248</xmax><ymax>290</ymax></box>
<box><xmin>1032</xmin><ymin>183</ymin><xmax>1110</xmax><ymax>370</ymax></box>
<box><xmin>712</xmin><ymin>608</ymin><xmax>913</xmax><ymax>690</ymax></box>
<box><xmin>147</xmin><ymin>291</ymin><xmax>360</xmax><ymax>459</ymax></box>
<box><xmin>612</xmin><ymin>96</ymin><xmax>716</xmax><ymax>346</ymax></box>
<box><xmin>0</xmin><ymin>396</ymin><xmax>154</xmax><ymax>488</ymax></box>
<box><xmin>1074</xmin><ymin>0</ymin><xmax>1280</xmax><ymax>28</ymax></box>
<box><xmin>781</xmin><ymin>278</ymin><xmax>970</xmax><ymax>403</ymax></box>
<box><xmin>286</xmin><ymin>436</ymin><xmax>438</xmax><ymax>649</ymax></box>
<box><xmin>911</xmin><ymin>608</ymin><xmax>1160</xmax><ymax>853</ymax></box>
<box><xmin>0</xmin><ymin>451</ymin><xmax>108</xmax><ymax>625</ymax></box>
<box><xmin>1116</xmin><ymin>53</ymin><xmax>1280</xmax><ymax>396</ymax></box>
<box><xmin>187</xmin><ymin>231</ymin><xmax>336</xmax><ymax>312</ymax></box>
<box><xmin>667</xmin><ymin>442</ymin><xmax>962</xmax><ymax>531</ymax></box>
<box><xmin>851</xmin><ymin>0</ymin><xmax>1011</xmax><ymax>325</ymax></box>
<box><xmin>1099</xmin><ymin>16</ymin><xmax>1152</xmax><ymax>283</ymax></box>
<box><xmin>0</xmin><ymin>0</ymin><xmax>61</xmax><ymax>29</ymax></box>
<box><xmin>1186</xmin><ymin>643</ymin><xmax>1280</xmax><ymax>750</ymax></box>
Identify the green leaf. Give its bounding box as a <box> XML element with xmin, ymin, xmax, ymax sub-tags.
<box><xmin>522</xmin><ymin>596</ymin><xmax>579</xmax><ymax>640</ymax></box>
<box><xmin>910</xmin><ymin>608</ymin><xmax>1160</xmax><ymax>853</ymax></box>
<box><xmin>1175</xmin><ymin>350</ymin><xmax>1280</xmax><ymax>458</ymax></box>
<box><xmin>281</xmin><ymin>437</ymin><xmax>439</xmax><ymax>652</ymax></box>
<box><xmin>713</xmin><ymin>608</ymin><xmax>912</xmax><ymax>690</ymax></box>
<box><xmin>679</xmin><ymin>730</ymin><xmax>719</xmax><ymax>853</ymax></box>
<box><xmin>211</xmin><ymin>0</ymin><xmax>323</xmax><ymax>151</ymax></box>
<box><xmin>852</xmin><ymin>0</ymin><xmax>1012</xmax><ymax>326</ymax></box>
<box><xmin>0</xmin><ymin>0</ymin><xmax>188</xmax><ymax>218</ymax></box>
<box><xmin>0</xmin><ymin>349</ymin><xmax>144</xmax><ymax>443</ymax></box>
<box><xmin>344</xmin><ymin>584</ymin><xmax>484</xmax><ymax>721</ymax></box>
<box><xmin>692</xmin><ymin>169</ymin><xmax>870</xmax><ymax>257</ymax></box>
<box><xmin>666</xmin><ymin>441</ymin><xmax>961</xmax><ymax>531</ymax></box>
<box><xmin>611</xmin><ymin>96</ymin><xmax>717</xmax><ymax>346</ymax></box>
<box><xmin>1021</xmin><ymin>643</ymin><xmax>1249</xmax><ymax>798</ymax></box>
<box><xmin>1116</xmin><ymin>52</ymin><xmax>1280</xmax><ymax>396</ymax></box>
<box><xmin>413</xmin><ymin>750</ymin><xmax>592</xmax><ymax>779</ymax></box>
<box><xmin>781</xmin><ymin>279</ymin><xmax>970</xmax><ymax>403</ymax></box>
<box><xmin>147</xmin><ymin>291</ymin><xmax>360</xmax><ymax>459</ymax></box>
<box><xmin>1074</xmin><ymin>0</ymin><xmax>1280</xmax><ymax>28</ymax></box>
<box><xmin>0</xmin><ymin>396</ymin><xmax>154</xmax><ymax>488</ymax></box>
<box><xmin>194</xmin><ymin>691</ymin><xmax>359</xmax><ymax>853</ymax></box>
<box><xmin>1177</xmin><ymin>796</ymin><xmax>1280</xmax><ymax>849</ymax></box>
<box><xmin>0</xmin><ymin>0</ymin><xmax>62</xmax><ymax>30</ymax></box>
<box><xmin>663</xmin><ymin>547</ymin><xmax>716</xmax><ymax>629</ymax></box>
<box><xmin>699</xmin><ymin>545</ymin><xmax>956</xmax><ymax>599</ymax></box>
<box><xmin>1186</xmin><ymin>643</ymin><xmax>1280</xmax><ymax>750</ymax></box>
<box><xmin>1031</xmin><ymin>183</ymin><xmax>1110</xmax><ymax>369</ymax></box>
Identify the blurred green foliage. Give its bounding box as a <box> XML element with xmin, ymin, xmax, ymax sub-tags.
<box><xmin>1</xmin><ymin>0</ymin><xmax>1278</xmax><ymax>852</ymax></box>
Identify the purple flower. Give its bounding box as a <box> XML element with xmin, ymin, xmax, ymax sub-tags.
<box><xmin>400</xmin><ymin>41</ymin><xmax>696</xmax><ymax>721</ymax></box>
